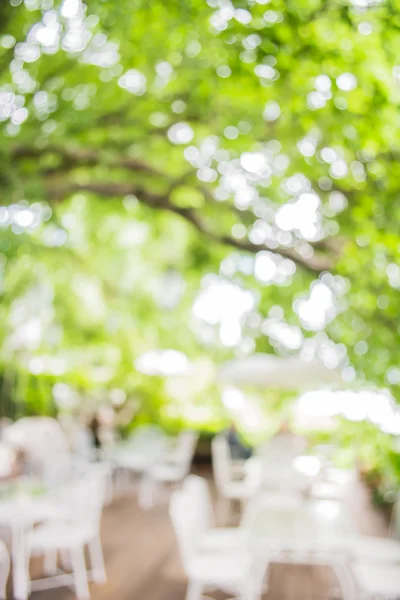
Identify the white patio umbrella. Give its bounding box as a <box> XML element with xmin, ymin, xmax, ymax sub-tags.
<box><xmin>218</xmin><ymin>353</ymin><xmax>343</xmax><ymax>391</ymax></box>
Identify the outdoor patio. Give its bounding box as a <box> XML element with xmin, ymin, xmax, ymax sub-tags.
<box><xmin>28</xmin><ymin>469</ymin><xmax>387</xmax><ymax>600</ymax></box>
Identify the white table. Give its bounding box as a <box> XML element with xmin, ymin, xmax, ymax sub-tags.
<box><xmin>247</xmin><ymin>497</ymin><xmax>357</xmax><ymax>598</ymax></box>
<box><xmin>249</xmin><ymin>496</ymin><xmax>355</xmax><ymax>549</ymax></box>
<box><xmin>0</xmin><ymin>494</ymin><xmax>64</xmax><ymax>600</ymax></box>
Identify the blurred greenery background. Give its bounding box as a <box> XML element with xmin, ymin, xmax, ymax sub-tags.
<box><xmin>1</xmin><ymin>0</ymin><xmax>400</xmax><ymax>502</ymax></box>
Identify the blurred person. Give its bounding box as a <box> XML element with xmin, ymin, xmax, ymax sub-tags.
<box><xmin>89</xmin><ymin>410</ymin><xmax>102</xmax><ymax>459</ymax></box>
<box><xmin>61</xmin><ymin>411</ymin><xmax>97</xmax><ymax>461</ymax></box>
<box><xmin>97</xmin><ymin>405</ymin><xmax>117</xmax><ymax>447</ymax></box>
<box><xmin>225</xmin><ymin>421</ymin><xmax>253</xmax><ymax>461</ymax></box>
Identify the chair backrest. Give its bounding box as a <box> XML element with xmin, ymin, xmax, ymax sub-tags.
<box><xmin>183</xmin><ymin>474</ymin><xmax>214</xmax><ymax>532</ymax></box>
<box><xmin>61</xmin><ymin>469</ymin><xmax>106</xmax><ymax>537</ymax></box>
<box><xmin>167</xmin><ymin>432</ymin><xmax>199</xmax><ymax>479</ymax></box>
<box><xmin>169</xmin><ymin>490</ymin><xmax>196</xmax><ymax>572</ymax></box>
<box><xmin>174</xmin><ymin>431</ymin><xmax>198</xmax><ymax>459</ymax></box>
<box><xmin>212</xmin><ymin>434</ymin><xmax>231</xmax><ymax>492</ymax></box>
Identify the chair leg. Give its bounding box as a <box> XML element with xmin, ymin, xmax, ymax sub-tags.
<box><xmin>216</xmin><ymin>495</ymin><xmax>230</xmax><ymax>525</ymax></box>
<box><xmin>114</xmin><ymin>467</ymin><xmax>125</xmax><ymax>495</ymax></box>
<box><xmin>0</xmin><ymin>547</ymin><xmax>10</xmax><ymax>600</ymax></box>
<box><xmin>117</xmin><ymin>468</ymin><xmax>130</xmax><ymax>493</ymax></box>
<box><xmin>88</xmin><ymin>536</ymin><xmax>107</xmax><ymax>584</ymax></box>
<box><xmin>70</xmin><ymin>546</ymin><xmax>90</xmax><ymax>600</ymax></box>
<box><xmin>138</xmin><ymin>476</ymin><xmax>157</xmax><ymax>510</ymax></box>
<box><xmin>240</xmin><ymin>497</ymin><xmax>250</xmax><ymax>518</ymax></box>
<box><xmin>60</xmin><ymin>549</ymin><xmax>71</xmax><ymax>571</ymax></box>
<box><xmin>104</xmin><ymin>471</ymin><xmax>113</xmax><ymax>506</ymax></box>
<box><xmin>43</xmin><ymin>550</ymin><xmax>58</xmax><ymax>575</ymax></box>
<box><xmin>12</xmin><ymin>525</ymin><xmax>31</xmax><ymax>600</ymax></box>
<box><xmin>185</xmin><ymin>580</ymin><xmax>202</xmax><ymax>600</ymax></box>
<box><xmin>331</xmin><ymin>560</ymin><xmax>356</xmax><ymax>600</ymax></box>
<box><xmin>242</xmin><ymin>559</ymin><xmax>269</xmax><ymax>600</ymax></box>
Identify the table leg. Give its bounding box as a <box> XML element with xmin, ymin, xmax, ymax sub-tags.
<box><xmin>12</xmin><ymin>526</ymin><xmax>30</xmax><ymax>600</ymax></box>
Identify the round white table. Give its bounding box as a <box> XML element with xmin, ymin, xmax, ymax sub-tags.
<box><xmin>246</xmin><ymin>497</ymin><xmax>357</xmax><ymax>599</ymax></box>
<box><xmin>248</xmin><ymin>496</ymin><xmax>355</xmax><ymax>548</ymax></box>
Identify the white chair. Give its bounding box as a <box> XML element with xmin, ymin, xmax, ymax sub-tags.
<box><xmin>349</xmin><ymin>535</ymin><xmax>400</xmax><ymax>565</ymax></box>
<box><xmin>182</xmin><ymin>475</ymin><xmax>249</xmax><ymax>553</ymax></box>
<box><xmin>138</xmin><ymin>431</ymin><xmax>198</xmax><ymax>509</ymax></box>
<box><xmin>345</xmin><ymin>493</ymin><xmax>400</xmax><ymax>598</ymax></box>
<box><xmin>28</xmin><ymin>470</ymin><xmax>107</xmax><ymax>599</ymax></box>
<box><xmin>0</xmin><ymin>541</ymin><xmax>10</xmax><ymax>599</ymax></box>
<box><xmin>350</xmin><ymin>561</ymin><xmax>400</xmax><ymax>599</ymax></box>
<box><xmin>166</xmin><ymin>430</ymin><xmax>198</xmax><ymax>462</ymax></box>
<box><xmin>107</xmin><ymin>425</ymin><xmax>167</xmax><ymax>495</ymax></box>
<box><xmin>169</xmin><ymin>489</ymin><xmax>266</xmax><ymax>600</ymax></box>
<box><xmin>346</xmin><ymin>493</ymin><xmax>400</xmax><ymax>566</ymax></box>
<box><xmin>212</xmin><ymin>435</ymin><xmax>259</xmax><ymax>524</ymax></box>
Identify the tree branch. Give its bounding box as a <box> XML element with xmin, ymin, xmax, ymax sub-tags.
<box><xmin>46</xmin><ymin>180</ymin><xmax>334</xmax><ymax>274</ymax></box>
<box><xmin>11</xmin><ymin>145</ymin><xmax>165</xmax><ymax>177</ymax></box>
<box><xmin>8</xmin><ymin>142</ymin><xmax>339</xmax><ymax>274</ymax></box>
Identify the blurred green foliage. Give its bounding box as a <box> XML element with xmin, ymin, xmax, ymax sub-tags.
<box><xmin>0</xmin><ymin>0</ymin><xmax>400</xmax><ymax>493</ymax></box>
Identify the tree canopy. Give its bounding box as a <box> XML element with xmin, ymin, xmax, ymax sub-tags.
<box><xmin>1</xmin><ymin>0</ymin><xmax>400</xmax><ymax>435</ymax></box>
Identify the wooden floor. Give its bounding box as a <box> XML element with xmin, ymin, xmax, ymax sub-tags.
<box><xmin>29</xmin><ymin>469</ymin><xmax>388</xmax><ymax>600</ymax></box>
